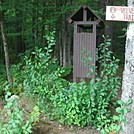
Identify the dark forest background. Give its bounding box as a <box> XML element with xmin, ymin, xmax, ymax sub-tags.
<box><xmin>0</xmin><ymin>0</ymin><xmax>127</xmax><ymax>66</ymax></box>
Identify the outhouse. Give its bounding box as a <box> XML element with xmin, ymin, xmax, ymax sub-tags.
<box><xmin>68</xmin><ymin>5</ymin><xmax>104</xmax><ymax>82</ymax></box>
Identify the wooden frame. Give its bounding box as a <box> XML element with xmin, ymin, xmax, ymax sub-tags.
<box><xmin>68</xmin><ymin>5</ymin><xmax>104</xmax><ymax>82</ymax></box>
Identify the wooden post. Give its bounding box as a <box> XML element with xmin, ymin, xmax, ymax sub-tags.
<box><xmin>83</xmin><ymin>9</ymin><xmax>87</xmax><ymax>21</ymax></box>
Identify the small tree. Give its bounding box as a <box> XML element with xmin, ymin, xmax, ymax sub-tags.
<box><xmin>0</xmin><ymin>0</ymin><xmax>12</xmax><ymax>86</ymax></box>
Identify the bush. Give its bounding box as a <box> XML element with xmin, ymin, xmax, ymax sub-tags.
<box><xmin>44</xmin><ymin>37</ymin><xmax>122</xmax><ymax>133</ymax></box>
<box><xmin>0</xmin><ymin>92</ymin><xmax>40</xmax><ymax>134</ymax></box>
<box><xmin>50</xmin><ymin>81</ymin><xmax>94</xmax><ymax>127</ymax></box>
<box><xmin>1</xmin><ymin>34</ymin><xmax>124</xmax><ymax>134</ymax></box>
<box><xmin>0</xmin><ymin>64</ymin><xmax>7</xmax><ymax>96</ymax></box>
<box><xmin>31</xmin><ymin>37</ymin><xmax>121</xmax><ymax>133</ymax></box>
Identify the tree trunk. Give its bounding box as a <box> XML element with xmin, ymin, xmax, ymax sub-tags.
<box><xmin>32</xmin><ymin>0</ymin><xmax>38</xmax><ymax>45</ymax></box>
<box><xmin>105</xmin><ymin>0</ymin><xmax>114</xmax><ymax>51</ymax></box>
<box><xmin>63</xmin><ymin>15</ymin><xmax>71</xmax><ymax>67</ymax></box>
<box><xmin>63</xmin><ymin>0</ymin><xmax>72</xmax><ymax>67</ymax></box>
<box><xmin>41</xmin><ymin>17</ymin><xmax>46</xmax><ymax>47</ymax></box>
<box><xmin>0</xmin><ymin>12</ymin><xmax>12</xmax><ymax>86</ymax></box>
<box><xmin>55</xmin><ymin>0</ymin><xmax>62</xmax><ymax>64</ymax></box>
<box><xmin>16</xmin><ymin>12</ymin><xmax>24</xmax><ymax>54</ymax></box>
<box><xmin>120</xmin><ymin>0</ymin><xmax>134</xmax><ymax>133</ymax></box>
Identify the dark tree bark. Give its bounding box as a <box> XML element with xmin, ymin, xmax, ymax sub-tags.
<box><xmin>41</xmin><ymin>16</ymin><xmax>46</xmax><ymax>47</ymax></box>
<box><xmin>63</xmin><ymin>13</ymin><xmax>71</xmax><ymax>67</ymax></box>
<box><xmin>105</xmin><ymin>0</ymin><xmax>113</xmax><ymax>51</ymax></box>
<box><xmin>16</xmin><ymin>12</ymin><xmax>25</xmax><ymax>54</ymax></box>
<box><xmin>0</xmin><ymin>8</ymin><xmax>12</xmax><ymax>86</ymax></box>
<box><xmin>55</xmin><ymin>0</ymin><xmax>62</xmax><ymax>64</ymax></box>
<box><xmin>32</xmin><ymin>0</ymin><xmax>39</xmax><ymax>45</ymax></box>
<box><xmin>62</xmin><ymin>0</ymin><xmax>72</xmax><ymax>67</ymax></box>
<box><xmin>99</xmin><ymin>0</ymin><xmax>114</xmax><ymax>51</ymax></box>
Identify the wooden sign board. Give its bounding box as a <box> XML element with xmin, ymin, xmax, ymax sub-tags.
<box><xmin>106</xmin><ymin>6</ymin><xmax>134</xmax><ymax>22</ymax></box>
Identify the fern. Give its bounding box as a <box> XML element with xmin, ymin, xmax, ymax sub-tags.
<box><xmin>30</xmin><ymin>105</ymin><xmax>40</xmax><ymax>125</ymax></box>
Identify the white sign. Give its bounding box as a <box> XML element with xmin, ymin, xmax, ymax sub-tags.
<box><xmin>106</xmin><ymin>6</ymin><xmax>134</xmax><ymax>22</ymax></box>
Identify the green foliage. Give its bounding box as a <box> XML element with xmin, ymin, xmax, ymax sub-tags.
<box><xmin>26</xmin><ymin>36</ymin><xmax>122</xmax><ymax>133</ymax></box>
<box><xmin>0</xmin><ymin>92</ymin><xmax>40</xmax><ymax>134</ymax></box>
<box><xmin>100</xmin><ymin>99</ymin><xmax>132</xmax><ymax>134</ymax></box>
<box><xmin>0</xmin><ymin>64</ymin><xmax>7</xmax><ymax>96</ymax></box>
<box><xmin>0</xmin><ymin>33</ymin><xmax>126</xmax><ymax>134</ymax></box>
<box><xmin>49</xmin><ymin>81</ymin><xmax>93</xmax><ymax>127</ymax></box>
<box><xmin>6</xmin><ymin>63</ymin><xmax>24</xmax><ymax>95</ymax></box>
<box><xmin>46</xmin><ymin>37</ymin><xmax>124</xmax><ymax>134</ymax></box>
<box><xmin>30</xmin><ymin>105</ymin><xmax>40</xmax><ymax>125</ymax></box>
<box><xmin>92</xmin><ymin>37</ymin><xmax>120</xmax><ymax>133</ymax></box>
<box><xmin>22</xmin><ymin>32</ymin><xmax>68</xmax><ymax>98</ymax></box>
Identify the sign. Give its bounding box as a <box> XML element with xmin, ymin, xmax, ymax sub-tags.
<box><xmin>106</xmin><ymin>6</ymin><xmax>134</xmax><ymax>22</ymax></box>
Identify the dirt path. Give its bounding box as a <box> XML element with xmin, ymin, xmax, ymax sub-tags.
<box><xmin>33</xmin><ymin>119</ymin><xmax>100</xmax><ymax>134</ymax></box>
<box><xmin>0</xmin><ymin>98</ymin><xmax>100</xmax><ymax>134</ymax></box>
<box><xmin>33</xmin><ymin>124</ymin><xmax>100</xmax><ymax>134</ymax></box>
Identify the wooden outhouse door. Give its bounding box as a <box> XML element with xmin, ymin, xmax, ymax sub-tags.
<box><xmin>73</xmin><ymin>23</ymin><xmax>97</xmax><ymax>82</ymax></box>
<box><xmin>68</xmin><ymin>5</ymin><xmax>104</xmax><ymax>82</ymax></box>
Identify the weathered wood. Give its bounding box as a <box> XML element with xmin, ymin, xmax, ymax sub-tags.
<box><xmin>74</xmin><ymin>21</ymin><xmax>99</xmax><ymax>25</ymax></box>
<box><xmin>73</xmin><ymin>27</ymin><xmax>96</xmax><ymax>82</ymax></box>
<box><xmin>83</xmin><ymin>9</ymin><xmax>87</xmax><ymax>21</ymax></box>
<box><xmin>68</xmin><ymin>19</ymin><xmax>73</xmax><ymax>24</ymax></box>
<box><xmin>106</xmin><ymin>6</ymin><xmax>134</xmax><ymax>22</ymax></box>
<box><xmin>68</xmin><ymin>5</ymin><xmax>104</xmax><ymax>82</ymax></box>
<box><xmin>68</xmin><ymin>5</ymin><xmax>104</xmax><ymax>27</ymax></box>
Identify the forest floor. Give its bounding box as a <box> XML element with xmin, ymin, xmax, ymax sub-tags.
<box><xmin>33</xmin><ymin>118</ymin><xmax>100</xmax><ymax>134</ymax></box>
<box><xmin>0</xmin><ymin>99</ymin><xmax>100</xmax><ymax>134</ymax></box>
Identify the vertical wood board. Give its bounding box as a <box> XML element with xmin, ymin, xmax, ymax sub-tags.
<box><xmin>73</xmin><ymin>32</ymin><xmax>96</xmax><ymax>78</ymax></box>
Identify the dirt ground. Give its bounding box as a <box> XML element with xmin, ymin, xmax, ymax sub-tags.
<box><xmin>0</xmin><ymin>98</ymin><xmax>100</xmax><ymax>134</ymax></box>
<box><xmin>33</xmin><ymin>119</ymin><xmax>100</xmax><ymax>134</ymax></box>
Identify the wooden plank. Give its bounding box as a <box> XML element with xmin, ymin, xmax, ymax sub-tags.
<box><xmin>74</xmin><ymin>24</ymin><xmax>77</xmax><ymax>34</ymax></box>
<box><xmin>67</xmin><ymin>5</ymin><xmax>104</xmax><ymax>27</ymax></box>
<box><xmin>106</xmin><ymin>6</ymin><xmax>134</xmax><ymax>22</ymax></box>
<box><xmin>83</xmin><ymin>9</ymin><xmax>87</xmax><ymax>21</ymax></box>
<box><xmin>73</xmin><ymin>32</ymin><xmax>77</xmax><ymax>82</ymax></box>
<box><xmin>74</xmin><ymin>21</ymin><xmax>98</xmax><ymax>25</ymax></box>
<box><xmin>73</xmin><ymin>33</ymin><xmax>96</xmax><ymax>78</ymax></box>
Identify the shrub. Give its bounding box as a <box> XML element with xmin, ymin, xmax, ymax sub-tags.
<box><xmin>32</xmin><ymin>37</ymin><xmax>122</xmax><ymax>133</ymax></box>
<box><xmin>22</xmin><ymin>32</ymin><xmax>69</xmax><ymax>101</ymax></box>
<box><xmin>0</xmin><ymin>64</ymin><xmax>7</xmax><ymax>96</ymax></box>
<box><xmin>50</xmin><ymin>81</ymin><xmax>94</xmax><ymax>127</ymax></box>
<box><xmin>44</xmin><ymin>37</ymin><xmax>122</xmax><ymax>133</ymax></box>
<box><xmin>1</xmin><ymin>33</ymin><xmax>124</xmax><ymax>134</ymax></box>
<box><xmin>0</xmin><ymin>92</ymin><xmax>40</xmax><ymax>134</ymax></box>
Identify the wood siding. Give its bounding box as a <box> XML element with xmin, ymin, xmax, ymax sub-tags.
<box><xmin>68</xmin><ymin>5</ymin><xmax>104</xmax><ymax>82</ymax></box>
<box><xmin>73</xmin><ymin>32</ymin><xmax>96</xmax><ymax>82</ymax></box>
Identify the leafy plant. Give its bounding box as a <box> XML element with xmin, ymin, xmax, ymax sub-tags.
<box><xmin>0</xmin><ymin>33</ymin><xmax>126</xmax><ymax>134</ymax></box>
<box><xmin>22</xmin><ymin>32</ymin><xmax>68</xmax><ymax>98</ymax></box>
<box><xmin>21</xmin><ymin>35</ymin><xmax>123</xmax><ymax>134</ymax></box>
<box><xmin>30</xmin><ymin>105</ymin><xmax>40</xmax><ymax>125</ymax></box>
<box><xmin>0</xmin><ymin>64</ymin><xmax>7</xmax><ymax>96</ymax></box>
<box><xmin>35</xmin><ymin>36</ymin><xmax>123</xmax><ymax>132</ymax></box>
<box><xmin>49</xmin><ymin>80</ymin><xmax>93</xmax><ymax>127</ymax></box>
<box><xmin>47</xmin><ymin>37</ymin><xmax>123</xmax><ymax>133</ymax></box>
<box><xmin>0</xmin><ymin>92</ymin><xmax>31</xmax><ymax>134</ymax></box>
<box><xmin>100</xmin><ymin>99</ymin><xmax>132</xmax><ymax>134</ymax></box>
<box><xmin>0</xmin><ymin>92</ymin><xmax>40</xmax><ymax>134</ymax></box>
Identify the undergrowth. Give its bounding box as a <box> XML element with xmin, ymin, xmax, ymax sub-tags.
<box><xmin>0</xmin><ymin>92</ymin><xmax>40</xmax><ymax>134</ymax></box>
<box><xmin>0</xmin><ymin>34</ymin><xmax>131</xmax><ymax>134</ymax></box>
